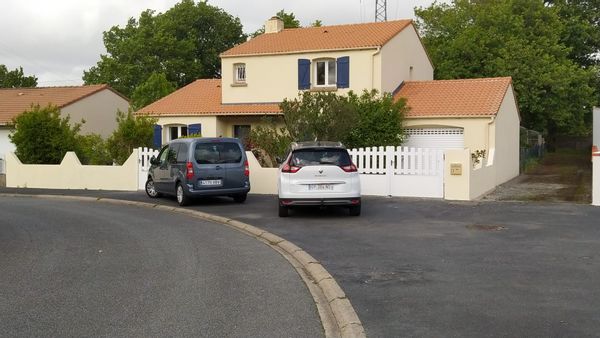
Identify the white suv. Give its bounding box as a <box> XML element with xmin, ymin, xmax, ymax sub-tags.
<box><xmin>277</xmin><ymin>142</ymin><xmax>361</xmax><ymax>217</ymax></box>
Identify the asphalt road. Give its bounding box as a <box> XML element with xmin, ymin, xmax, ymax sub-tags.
<box><xmin>0</xmin><ymin>196</ymin><xmax>323</xmax><ymax>337</ymax></box>
<box><xmin>3</xmin><ymin>189</ymin><xmax>600</xmax><ymax>337</ymax></box>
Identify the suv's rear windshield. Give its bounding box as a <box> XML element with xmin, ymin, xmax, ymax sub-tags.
<box><xmin>290</xmin><ymin>148</ymin><xmax>351</xmax><ymax>167</ymax></box>
<box><xmin>194</xmin><ymin>142</ymin><xmax>242</xmax><ymax>164</ymax></box>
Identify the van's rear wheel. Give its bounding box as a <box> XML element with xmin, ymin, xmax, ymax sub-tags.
<box><xmin>233</xmin><ymin>193</ymin><xmax>247</xmax><ymax>203</ymax></box>
<box><xmin>145</xmin><ymin>178</ymin><xmax>161</xmax><ymax>198</ymax></box>
<box><xmin>176</xmin><ymin>183</ymin><xmax>190</xmax><ymax>206</ymax></box>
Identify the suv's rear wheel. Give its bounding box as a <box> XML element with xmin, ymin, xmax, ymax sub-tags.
<box><xmin>349</xmin><ymin>204</ymin><xmax>361</xmax><ymax>216</ymax></box>
<box><xmin>145</xmin><ymin>178</ymin><xmax>161</xmax><ymax>198</ymax></box>
<box><xmin>233</xmin><ymin>193</ymin><xmax>247</xmax><ymax>203</ymax></box>
<box><xmin>278</xmin><ymin>202</ymin><xmax>289</xmax><ymax>217</ymax></box>
<box><xmin>176</xmin><ymin>183</ymin><xmax>190</xmax><ymax>206</ymax></box>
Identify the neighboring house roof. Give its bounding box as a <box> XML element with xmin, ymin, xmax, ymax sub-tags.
<box><xmin>0</xmin><ymin>84</ymin><xmax>127</xmax><ymax>125</ymax></box>
<box><xmin>395</xmin><ymin>77</ymin><xmax>513</xmax><ymax>118</ymax></box>
<box><xmin>136</xmin><ymin>79</ymin><xmax>281</xmax><ymax>116</ymax></box>
<box><xmin>221</xmin><ymin>20</ymin><xmax>413</xmax><ymax>57</ymax></box>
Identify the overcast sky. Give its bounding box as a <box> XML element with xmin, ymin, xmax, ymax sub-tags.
<box><xmin>0</xmin><ymin>0</ymin><xmax>436</xmax><ymax>87</ymax></box>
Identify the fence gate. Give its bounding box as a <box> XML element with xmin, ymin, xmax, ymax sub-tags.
<box><xmin>349</xmin><ymin>146</ymin><xmax>444</xmax><ymax>198</ymax></box>
<box><xmin>137</xmin><ymin>147</ymin><xmax>159</xmax><ymax>190</ymax></box>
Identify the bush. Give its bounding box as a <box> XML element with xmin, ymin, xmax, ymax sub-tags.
<box><xmin>76</xmin><ymin>134</ymin><xmax>112</xmax><ymax>165</ymax></box>
<box><xmin>107</xmin><ymin>110</ymin><xmax>157</xmax><ymax>164</ymax></box>
<box><xmin>9</xmin><ymin>105</ymin><xmax>81</xmax><ymax>164</ymax></box>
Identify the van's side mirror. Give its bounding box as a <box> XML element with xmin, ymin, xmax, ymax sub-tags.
<box><xmin>150</xmin><ymin>155</ymin><xmax>157</xmax><ymax>165</ymax></box>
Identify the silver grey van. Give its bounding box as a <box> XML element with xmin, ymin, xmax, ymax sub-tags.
<box><xmin>145</xmin><ymin>138</ymin><xmax>250</xmax><ymax>206</ymax></box>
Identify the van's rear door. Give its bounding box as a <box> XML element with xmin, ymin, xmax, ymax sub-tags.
<box><xmin>192</xmin><ymin>141</ymin><xmax>225</xmax><ymax>189</ymax></box>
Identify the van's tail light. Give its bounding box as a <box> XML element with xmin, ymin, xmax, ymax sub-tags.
<box><xmin>186</xmin><ymin>162</ymin><xmax>194</xmax><ymax>179</ymax></box>
<box><xmin>244</xmin><ymin>160</ymin><xmax>250</xmax><ymax>177</ymax></box>
<box><xmin>281</xmin><ymin>163</ymin><xmax>301</xmax><ymax>173</ymax></box>
<box><xmin>341</xmin><ymin>163</ymin><xmax>358</xmax><ymax>172</ymax></box>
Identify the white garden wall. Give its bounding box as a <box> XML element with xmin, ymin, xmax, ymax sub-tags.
<box><xmin>6</xmin><ymin>150</ymin><xmax>139</xmax><ymax>191</ymax></box>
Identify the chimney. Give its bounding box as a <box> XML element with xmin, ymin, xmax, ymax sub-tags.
<box><xmin>265</xmin><ymin>16</ymin><xmax>284</xmax><ymax>34</ymax></box>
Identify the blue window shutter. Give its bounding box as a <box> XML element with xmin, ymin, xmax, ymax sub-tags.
<box><xmin>337</xmin><ymin>56</ymin><xmax>350</xmax><ymax>88</ymax></box>
<box><xmin>298</xmin><ymin>59</ymin><xmax>311</xmax><ymax>90</ymax></box>
<box><xmin>153</xmin><ymin>125</ymin><xmax>162</xmax><ymax>149</ymax></box>
<box><xmin>188</xmin><ymin>123</ymin><xmax>201</xmax><ymax>136</ymax></box>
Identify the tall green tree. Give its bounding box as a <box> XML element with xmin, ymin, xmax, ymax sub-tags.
<box><xmin>130</xmin><ymin>72</ymin><xmax>176</xmax><ymax>110</ymax></box>
<box><xmin>0</xmin><ymin>65</ymin><xmax>37</xmax><ymax>88</ymax></box>
<box><xmin>415</xmin><ymin>0</ymin><xmax>597</xmax><ymax>136</ymax></box>
<box><xmin>83</xmin><ymin>0</ymin><xmax>246</xmax><ymax>97</ymax></box>
<box><xmin>9</xmin><ymin>105</ymin><xmax>80</xmax><ymax>164</ymax></box>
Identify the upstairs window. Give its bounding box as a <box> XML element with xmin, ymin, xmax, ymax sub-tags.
<box><xmin>315</xmin><ymin>59</ymin><xmax>336</xmax><ymax>87</ymax></box>
<box><xmin>234</xmin><ymin>63</ymin><xmax>246</xmax><ymax>83</ymax></box>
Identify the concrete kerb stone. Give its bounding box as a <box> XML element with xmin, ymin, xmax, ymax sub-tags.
<box><xmin>0</xmin><ymin>193</ymin><xmax>366</xmax><ymax>338</ymax></box>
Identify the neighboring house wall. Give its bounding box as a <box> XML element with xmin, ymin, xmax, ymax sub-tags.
<box><xmin>0</xmin><ymin>127</ymin><xmax>15</xmax><ymax>173</ymax></box>
<box><xmin>60</xmin><ymin>89</ymin><xmax>129</xmax><ymax>138</ymax></box>
<box><xmin>380</xmin><ymin>25</ymin><xmax>433</xmax><ymax>92</ymax></box>
<box><xmin>221</xmin><ymin>49</ymin><xmax>378</xmax><ymax>104</ymax></box>
<box><xmin>492</xmin><ymin>86</ymin><xmax>520</xmax><ymax>185</ymax></box>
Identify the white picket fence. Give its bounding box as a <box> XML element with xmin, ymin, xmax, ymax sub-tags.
<box><xmin>136</xmin><ymin>146</ymin><xmax>445</xmax><ymax>198</ymax></box>
<box><xmin>349</xmin><ymin>146</ymin><xmax>445</xmax><ymax>198</ymax></box>
<box><xmin>138</xmin><ymin>147</ymin><xmax>159</xmax><ymax>189</ymax></box>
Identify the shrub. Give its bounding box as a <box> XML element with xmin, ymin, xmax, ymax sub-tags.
<box><xmin>9</xmin><ymin>105</ymin><xmax>81</xmax><ymax>164</ymax></box>
<box><xmin>107</xmin><ymin>110</ymin><xmax>157</xmax><ymax>164</ymax></box>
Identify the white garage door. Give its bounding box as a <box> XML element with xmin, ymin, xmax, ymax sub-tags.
<box><xmin>403</xmin><ymin>128</ymin><xmax>464</xmax><ymax>149</ymax></box>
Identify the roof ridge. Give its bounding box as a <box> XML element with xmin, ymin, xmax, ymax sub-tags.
<box><xmin>0</xmin><ymin>84</ymin><xmax>108</xmax><ymax>91</ymax></box>
<box><xmin>403</xmin><ymin>77</ymin><xmax>512</xmax><ymax>84</ymax></box>
<box><xmin>280</xmin><ymin>19</ymin><xmax>412</xmax><ymax>32</ymax></box>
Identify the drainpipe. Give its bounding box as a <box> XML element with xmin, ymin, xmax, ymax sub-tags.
<box><xmin>371</xmin><ymin>47</ymin><xmax>382</xmax><ymax>91</ymax></box>
<box><xmin>486</xmin><ymin>116</ymin><xmax>496</xmax><ymax>165</ymax></box>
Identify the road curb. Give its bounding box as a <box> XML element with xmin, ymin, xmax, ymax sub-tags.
<box><xmin>1</xmin><ymin>193</ymin><xmax>366</xmax><ymax>338</ymax></box>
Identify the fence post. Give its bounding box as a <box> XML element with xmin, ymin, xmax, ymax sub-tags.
<box><xmin>385</xmin><ymin>146</ymin><xmax>395</xmax><ymax>196</ymax></box>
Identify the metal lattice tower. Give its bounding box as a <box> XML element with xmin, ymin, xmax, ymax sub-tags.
<box><xmin>375</xmin><ymin>0</ymin><xmax>387</xmax><ymax>22</ymax></box>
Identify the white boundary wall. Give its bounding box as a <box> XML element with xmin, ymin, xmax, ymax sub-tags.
<box><xmin>6</xmin><ymin>150</ymin><xmax>139</xmax><ymax>191</ymax></box>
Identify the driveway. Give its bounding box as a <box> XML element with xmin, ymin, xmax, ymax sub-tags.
<box><xmin>0</xmin><ymin>196</ymin><xmax>322</xmax><ymax>337</ymax></box>
<box><xmin>3</xmin><ymin>188</ymin><xmax>600</xmax><ymax>337</ymax></box>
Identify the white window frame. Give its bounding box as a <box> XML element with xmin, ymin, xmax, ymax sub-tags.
<box><xmin>313</xmin><ymin>58</ymin><xmax>336</xmax><ymax>87</ymax></box>
<box><xmin>167</xmin><ymin>125</ymin><xmax>188</xmax><ymax>141</ymax></box>
<box><xmin>234</xmin><ymin>63</ymin><xmax>246</xmax><ymax>83</ymax></box>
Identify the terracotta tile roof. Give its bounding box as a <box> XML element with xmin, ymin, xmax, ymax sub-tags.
<box><xmin>395</xmin><ymin>77</ymin><xmax>513</xmax><ymax>118</ymax></box>
<box><xmin>0</xmin><ymin>84</ymin><xmax>122</xmax><ymax>125</ymax></box>
<box><xmin>135</xmin><ymin>79</ymin><xmax>281</xmax><ymax>116</ymax></box>
<box><xmin>221</xmin><ymin>20</ymin><xmax>413</xmax><ymax>57</ymax></box>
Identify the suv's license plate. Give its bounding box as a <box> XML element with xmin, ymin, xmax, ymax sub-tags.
<box><xmin>308</xmin><ymin>184</ymin><xmax>334</xmax><ymax>191</ymax></box>
<box><xmin>200</xmin><ymin>179</ymin><xmax>222</xmax><ymax>186</ymax></box>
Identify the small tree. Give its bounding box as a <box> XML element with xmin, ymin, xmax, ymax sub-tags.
<box><xmin>9</xmin><ymin>105</ymin><xmax>81</xmax><ymax>164</ymax></box>
<box><xmin>248</xmin><ymin>119</ymin><xmax>292</xmax><ymax>166</ymax></box>
<box><xmin>106</xmin><ymin>110</ymin><xmax>157</xmax><ymax>164</ymax></box>
<box><xmin>281</xmin><ymin>91</ymin><xmax>358</xmax><ymax>142</ymax></box>
<box><xmin>345</xmin><ymin>90</ymin><xmax>408</xmax><ymax>148</ymax></box>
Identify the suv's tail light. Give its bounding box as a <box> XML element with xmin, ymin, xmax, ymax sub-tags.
<box><xmin>281</xmin><ymin>163</ymin><xmax>301</xmax><ymax>173</ymax></box>
<box><xmin>244</xmin><ymin>160</ymin><xmax>249</xmax><ymax>177</ymax></box>
<box><xmin>341</xmin><ymin>163</ymin><xmax>358</xmax><ymax>172</ymax></box>
<box><xmin>186</xmin><ymin>161</ymin><xmax>194</xmax><ymax>179</ymax></box>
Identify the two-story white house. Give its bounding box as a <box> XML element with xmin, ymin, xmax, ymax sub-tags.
<box><xmin>138</xmin><ymin>17</ymin><xmax>520</xmax><ymax>198</ymax></box>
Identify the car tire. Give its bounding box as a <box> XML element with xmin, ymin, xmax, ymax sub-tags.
<box><xmin>176</xmin><ymin>183</ymin><xmax>190</xmax><ymax>206</ymax></box>
<box><xmin>278</xmin><ymin>203</ymin><xmax>289</xmax><ymax>217</ymax></box>
<box><xmin>233</xmin><ymin>193</ymin><xmax>247</xmax><ymax>203</ymax></box>
<box><xmin>349</xmin><ymin>204</ymin><xmax>361</xmax><ymax>216</ymax></box>
<box><xmin>145</xmin><ymin>178</ymin><xmax>161</xmax><ymax>198</ymax></box>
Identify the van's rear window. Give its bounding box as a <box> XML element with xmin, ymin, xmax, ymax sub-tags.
<box><xmin>194</xmin><ymin>142</ymin><xmax>242</xmax><ymax>164</ymax></box>
<box><xmin>290</xmin><ymin>148</ymin><xmax>351</xmax><ymax>167</ymax></box>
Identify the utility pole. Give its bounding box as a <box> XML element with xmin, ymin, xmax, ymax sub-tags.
<box><xmin>375</xmin><ymin>0</ymin><xmax>387</xmax><ymax>22</ymax></box>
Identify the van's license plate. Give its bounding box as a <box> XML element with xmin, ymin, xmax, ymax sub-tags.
<box><xmin>200</xmin><ymin>179</ymin><xmax>222</xmax><ymax>186</ymax></box>
<box><xmin>308</xmin><ymin>184</ymin><xmax>334</xmax><ymax>191</ymax></box>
